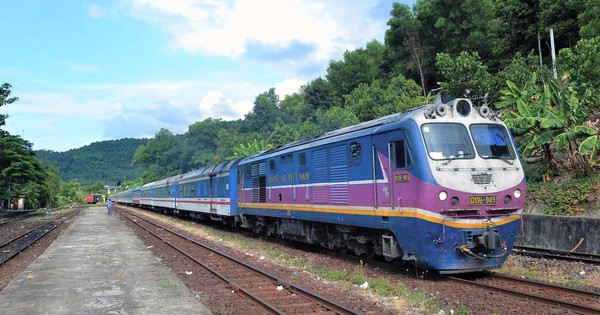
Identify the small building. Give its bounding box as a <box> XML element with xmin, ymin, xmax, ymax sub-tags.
<box><xmin>10</xmin><ymin>196</ymin><xmax>25</xmax><ymax>210</ymax></box>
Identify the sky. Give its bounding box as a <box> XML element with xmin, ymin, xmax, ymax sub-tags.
<box><xmin>1</xmin><ymin>0</ymin><xmax>413</xmax><ymax>152</ymax></box>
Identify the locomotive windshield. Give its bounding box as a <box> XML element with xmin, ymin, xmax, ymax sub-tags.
<box><xmin>470</xmin><ymin>124</ymin><xmax>516</xmax><ymax>159</ymax></box>
<box><xmin>422</xmin><ymin>123</ymin><xmax>517</xmax><ymax>161</ymax></box>
<box><xmin>421</xmin><ymin>123</ymin><xmax>474</xmax><ymax>160</ymax></box>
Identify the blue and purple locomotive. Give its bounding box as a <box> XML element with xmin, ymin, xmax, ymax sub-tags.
<box><xmin>116</xmin><ymin>97</ymin><xmax>525</xmax><ymax>273</ymax></box>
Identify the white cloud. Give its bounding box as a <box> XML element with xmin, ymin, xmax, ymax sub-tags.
<box><xmin>124</xmin><ymin>0</ymin><xmax>388</xmax><ymax>64</ymax></box>
<box><xmin>198</xmin><ymin>90</ymin><xmax>253</xmax><ymax>120</ymax></box>
<box><xmin>4</xmin><ymin>92</ymin><xmax>113</xmax><ymax>118</ymax></box>
<box><xmin>275</xmin><ymin>79</ymin><xmax>305</xmax><ymax>98</ymax></box>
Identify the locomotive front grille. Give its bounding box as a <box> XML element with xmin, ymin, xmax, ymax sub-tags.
<box><xmin>471</xmin><ymin>173</ymin><xmax>493</xmax><ymax>185</ymax></box>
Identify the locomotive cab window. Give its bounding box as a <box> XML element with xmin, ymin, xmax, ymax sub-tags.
<box><xmin>422</xmin><ymin>123</ymin><xmax>474</xmax><ymax>160</ymax></box>
<box><xmin>470</xmin><ymin>124</ymin><xmax>516</xmax><ymax>159</ymax></box>
<box><xmin>349</xmin><ymin>141</ymin><xmax>361</xmax><ymax>159</ymax></box>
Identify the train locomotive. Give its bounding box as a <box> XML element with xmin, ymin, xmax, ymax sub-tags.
<box><xmin>115</xmin><ymin>97</ymin><xmax>525</xmax><ymax>273</ymax></box>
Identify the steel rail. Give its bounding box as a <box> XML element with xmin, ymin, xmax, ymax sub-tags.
<box><xmin>513</xmin><ymin>245</ymin><xmax>600</xmax><ymax>265</ymax></box>
<box><xmin>0</xmin><ymin>208</ymin><xmax>83</xmax><ymax>265</ymax></box>
<box><xmin>117</xmin><ymin>207</ymin><xmax>362</xmax><ymax>315</ymax></box>
<box><xmin>448</xmin><ymin>274</ymin><xmax>600</xmax><ymax>314</ymax></box>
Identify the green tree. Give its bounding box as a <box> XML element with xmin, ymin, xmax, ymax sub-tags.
<box><xmin>326</xmin><ymin>40</ymin><xmax>385</xmax><ymax>99</ymax></box>
<box><xmin>344</xmin><ymin>74</ymin><xmax>424</xmax><ymax>122</ymax></box>
<box><xmin>82</xmin><ymin>181</ymin><xmax>106</xmax><ymax>194</ymax></box>
<box><xmin>59</xmin><ymin>179</ymin><xmax>84</xmax><ymax>206</ymax></box>
<box><xmin>496</xmin><ymin>52</ymin><xmax>552</xmax><ymax>93</ymax></box>
<box><xmin>267</xmin><ymin>118</ymin><xmax>300</xmax><ymax>147</ymax></box>
<box><xmin>538</xmin><ymin>0</ymin><xmax>583</xmax><ymax>50</ymax></box>
<box><xmin>213</xmin><ymin>124</ymin><xmax>246</xmax><ymax>163</ymax></box>
<box><xmin>0</xmin><ymin>134</ymin><xmax>47</xmax><ymax>209</ymax></box>
<box><xmin>302</xmin><ymin>77</ymin><xmax>338</xmax><ymax>110</ymax></box>
<box><xmin>415</xmin><ymin>0</ymin><xmax>497</xmax><ymax>59</ymax></box>
<box><xmin>242</xmin><ymin>88</ymin><xmax>286</xmax><ymax>135</ymax></box>
<box><xmin>579</xmin><ymin>0</ymin><xmax>600</xmax><ymax>38</ymax></box>
<box><xmin>132</xmin><ymin>128</ymin><xmax>184</xmax><ymax>182</ymax></box>
<box><xmin>436</xmin><ymin>51</ymin><xmax>495</xmax><ymax>104</ymax></box>
<box><xmin>315</xmin><ymin>107</ymin><xmax>360</xmax><ymax>133</ymax></box>
<box><xmin>279</xmin><ymin>92</ymin><xmax>312</xmax><ymax>125</ymax></box>
<box><xmin>557</xmin><ymin>36</ymin><xmax>600</xmax><ymax>106</ymax></box>
<box><xmin>492</xmin><ymin>0</ymin><xmax>541</xmax><ymax>61</ymax></box>
<box><xmin>42</xmin><ymin>167</ymin><xmax>61</xmax><ymax>208</ymax></box>
<box><xmin>0</xmin><ymin>83</ymin><xmax>19</xmax><ymax>131</ymax></box>
<box><xmin>385</xmin><ymin>3</ymin><xmax>428</xmax><ymax>94</ymax></box>
<box><xmin>184</xmin><ymin>118</ymin><xmax>229</xmax><ymax>168</ymax></box>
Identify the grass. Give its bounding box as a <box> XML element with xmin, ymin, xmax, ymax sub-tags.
<box><xmin>158</xmin><ymin>279</ymin><xmax>181</xmax><ymax>288</ymax></box>
<box><xmin>313</xmin><ymin>266</ymin><xmax>439</xmax><ymax>311</ymax></box>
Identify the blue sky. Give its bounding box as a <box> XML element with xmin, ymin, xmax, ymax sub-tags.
<box><xmin>2</xmin><ymin>0</ymin><xmax>412</xmax><ymax>152</ymax></box>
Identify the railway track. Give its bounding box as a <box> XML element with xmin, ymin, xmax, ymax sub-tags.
<box><xmin>116</xmin><ymin>207</ymin><xmax>363</xmax><ymax>315</ymax></box>
<box><xmin>0</xmin><ymin>210</ymin><xmax>40</xmax><ymax>227</ymax></box>
<box><xmin>513</xmin><ymin>245</ymin><xmax>600</xmax><ymax>265</ymax></box>
<box><xmin>0</xmin><ymin>208</ymin><xmax>83</xmax><ymax>265</ymax></box>
<box><xmin>449</xmin><ymin>272</ymin><xmax>600</xmax><ymax>314</ymax></box>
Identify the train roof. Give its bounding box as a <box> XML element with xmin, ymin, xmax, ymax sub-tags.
<box><xmin>242</xmin><ymin>104</ymin><xmax>428</xmax><ymax>163</ymax></box>
<box><xmin>178</xmin><ymin>158</ymin><xmax>242</xmax><ymax>181</ymax></box>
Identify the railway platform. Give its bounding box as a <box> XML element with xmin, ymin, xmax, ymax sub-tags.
<box><xmin>0</xmin><ymin>206</ymin><xmax>211</xmax><ymax>314</ymax></box>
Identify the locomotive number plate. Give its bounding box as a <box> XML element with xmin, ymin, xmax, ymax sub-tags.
<box><xmin>469</xmin><ymin>195</ymin><xmax>497</xmax><ymax>205</ymax></box>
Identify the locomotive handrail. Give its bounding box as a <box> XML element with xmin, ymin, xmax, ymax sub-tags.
<box><xmin>435</xmin><ymin>166</ymin><xmax>521</xmax><ymax>171</ymax></box>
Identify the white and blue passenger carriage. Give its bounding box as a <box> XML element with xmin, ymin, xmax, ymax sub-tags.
<box><xmin>171</xmin><ymin>159</ymin><xmax>241</xmax><ymax>222</ymax></box>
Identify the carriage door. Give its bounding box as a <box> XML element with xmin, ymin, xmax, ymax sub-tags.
<box><xmin>375</xmin><ymin>131</ymin><xmax>409</xmax><ymax>209</ymax></box>
<box><xmin>209</xmin><ymin>175</ymin><xmax>217</xmax><ymax>213</ymax></box>
<box><xmin>390</xmin><ymin>135</ymin><xmax>411</xmax><ymax>209</ymax></box>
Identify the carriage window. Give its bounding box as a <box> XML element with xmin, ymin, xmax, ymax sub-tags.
<box><xmin>422</xmin><ymin>123</ymin><xmax>474</xmax><ymax>160</ymax></box>
<box><xmin>269</xmin><ymin>159</ymin><xmax>275</xmax><ymax>170</ymax></box>
<box><xmin>349</xmin><ymin>141</ymin><xmax>361</xmax><ymax>159</ymax></box>
<box><xmin>299</xmin><ymin>152</ymin><xmax>306</xmax><ymax>166</ymax></box>
<box><xmin>393</xmin><ymin>140</ymin><xmax>411</xmax><ymax>168</ymax></box>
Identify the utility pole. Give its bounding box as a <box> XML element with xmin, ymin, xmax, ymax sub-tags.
<box><xmin>550</xmin><ymin>29</ymin><xmax>558</xmax><ymax>79</ymax></box>
<box><xmin>537</xmin><ymin>32</ymin><xmax>543</xmax><ymax>67</ymax></box>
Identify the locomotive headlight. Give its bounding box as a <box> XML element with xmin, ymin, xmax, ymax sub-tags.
<box><xmin>439</xmin><ymin>191</ymin><xmax>448</xmax><ymax>201</ymax></box>
<box><xmin>514</xmin><ymin>189</ymin><xmax>522</xmax><ymax>198</ymax></box>
<box><xmin>455</xmin><ymin>99</ymin><xmax>472</xmax><ymax>117</ymax></box>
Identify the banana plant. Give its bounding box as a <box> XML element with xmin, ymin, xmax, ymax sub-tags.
<box><xmin>496</xmin><ymin>74</ymin><xmax>554</xmax><ymax>166</ymax></box>
<box><xmin>540</xmin><ymin>81</ymin><xmax>597</xmax><ymax>168</ymax></box>
<box><xmin>230</xmin><ymin>139</ymin><xmax>273</xmax><ymax>159</ymax></box>
<box><xmin>497</xmin><ymin>74</ymin><xmax>598</xmax><ymax>179</ymax></box>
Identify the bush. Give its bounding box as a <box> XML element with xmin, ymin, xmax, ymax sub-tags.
<box><xmin>526</xmin><ymin>174</ymin><xmax>598</xmax><ymax>215</ymax></box>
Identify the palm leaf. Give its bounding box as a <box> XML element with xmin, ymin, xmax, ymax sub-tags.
<box><xmin>572</xmin><ymin>125</ymin><xmax>598</xmax><ymax>136</ymax></box>
<box><xmin>540</xmin><ymin>118</ymin><xmax>564</xmax><ymax>129</ymax></box>
<box><xmin>579</xmin><ymin>136</ymin><xmax>599</xmax><ymax>164</ymax></box>
<box><xmin>515</xmin><ymin>99</ymin><xmax>532</xmax><ymax>116</ymax></box>
<box><xmin>579</xmin><ymin>135</ymin><xmax>598</xmax><ymax>152</ymax></box>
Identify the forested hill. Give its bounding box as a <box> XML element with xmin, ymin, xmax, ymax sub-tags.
<box><xmin>35</xmin><ymin>138</ymin><xmax>149</xmax><ymax>186</ymax></box>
